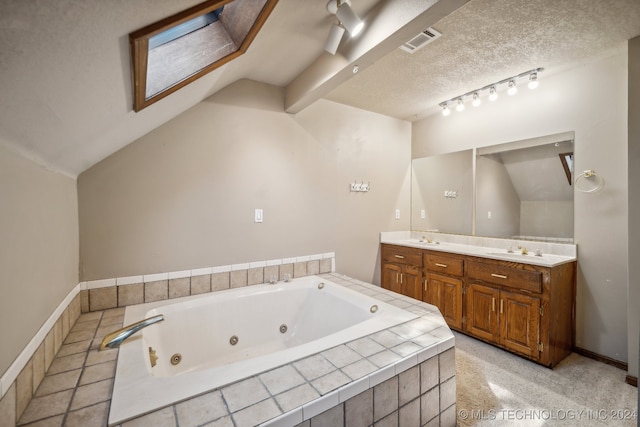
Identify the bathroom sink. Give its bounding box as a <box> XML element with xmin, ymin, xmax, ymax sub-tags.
<box><xmin>485</xmin><ymin>252</ymin><xmax>542</xmax><ymax>259</ymax></box>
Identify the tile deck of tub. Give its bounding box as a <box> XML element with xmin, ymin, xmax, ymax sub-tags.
<box><xmin>16</xmin><ymin>273</ymin><xmax>455</xmax><ymax>427</ymax></box>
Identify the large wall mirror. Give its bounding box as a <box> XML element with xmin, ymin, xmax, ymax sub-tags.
<box><xmin>411</xmin><ymin>131</ymin><xmax>575</xmax><ymax>243</ymax></box>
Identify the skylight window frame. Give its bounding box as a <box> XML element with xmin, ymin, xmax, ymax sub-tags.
<box><xmin>129</xmin><ymin>0</ymin><xmax>278</xmax><ymax>112</ymax></box>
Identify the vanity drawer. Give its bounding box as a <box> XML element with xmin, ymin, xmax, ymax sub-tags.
<box><xmin>382</xmin><ymin>245</ymin><xmax>423</xmax><ymax>267</ymax></box>
<box><xmin>467</xmin><ymin>261</ymin><xmax>542</xmax><ymax>293</ymax></box>
<box><xmin>425</xmin><ymin>253</ymin><xmax>464</xmax><ymax>277</ymax></box>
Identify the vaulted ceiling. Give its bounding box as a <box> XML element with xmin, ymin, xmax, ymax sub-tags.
<box><xmin>1</xmin><ymin>0</ymin><xmax>639</xmax><ymax>177</ymax></box>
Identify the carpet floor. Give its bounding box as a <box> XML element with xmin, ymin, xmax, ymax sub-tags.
<box><xmin>454</xmin><ymin>332</ymin><xmax>638</xmax><ymax>426</ymax></box>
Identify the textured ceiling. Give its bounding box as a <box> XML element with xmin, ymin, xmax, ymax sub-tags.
<box><xmin>326</xmin><ymin>0</ymin><xmax>640</xmax><ymax>120</ymax></box>
<box><xmin>0</xmin><ymin>0</ymin><xmax>639</xmax><ymax>176</ymax></box>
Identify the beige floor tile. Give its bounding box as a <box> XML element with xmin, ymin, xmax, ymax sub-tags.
<box><xmin>99</xmin><ymin>314</ymin><xmax>124</xmax><ymax>327</ymax></box>
<box><xmin>35</xmin><ymin>369</ymin><xmax>81</xmax><ymax>397</ymax></box>
<box><xmin>47</xmin><ymin>353</ymin><xmax>85</xmax><ymax>375</ymax></box>
<box><xmin>79</xmin><ymin>361</ymin><xmax>116</xmax><ymax>385</ymax></box>
<box><xmin>18</xmin><ymin>414</ymin><xmax>64</xmax><ymax>427</ymax></box>
<box><xmin>70</xmin><ymin>319</ymin><xmax>99</xmax><ymax>333</ymax></box>
<box><xmin>75</xmin><ymin>312</ymin><xmax>102</xmax><ymax>323</ymax></box>
<box><xmin>64</xmin><ymin>401</ymin><xmax>109</xmax><ymax>427</ymax></box>
<box><xmin>102</xmin><ymin>307</ymin><xmax>125</xmax><ymax>318</ymax></box>
<box><xmin>64</xmin><ymin>329</ymin><xmax>96</xmax><ymax>344</ymax></box>
<box><xmin>56</xmin><ymin>340</ymin><xmax>90</xmax><ymax>358</ymax></box>
<box><xmin>18</xmin><ymin>390</ymin><xmax>73</xmax><ymax>425</ymax></box>
<box><xmin>85</xmin><ymin>348</ymin><xmax>118</xmax><ymax>366</ymax></box>
<box><xmin>69</xmin><ymin>379</ymin><xmax>113</xmax><ymax>411</ymax></box>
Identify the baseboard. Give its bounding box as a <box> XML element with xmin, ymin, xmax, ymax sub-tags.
<box><xmin>573</xmin><ymin>346</ymin><xmax>628</xmax><ymax>371</ymax></box>
<box><xmin>626</xmin><ymin>375</ymin><xmax>638</xmax><ymax>387</ymax></box>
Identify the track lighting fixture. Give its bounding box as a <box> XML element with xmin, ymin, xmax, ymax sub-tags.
<box><xmin>325</xmin><ymin>23</ymin><xmax>345</xmax><ymax>55</ymax></box>
<box><xmin>438</xmin><ymin>68</ymin><xmax>543</xmax><ymax>117</ymax></box>
<box><xmin>325</xmin><ymin>0</ymin><xmax>364</xmax><ymax>54</ymax></box>
<box><xmin>472</xmin><ymin>92</ymin><xmax>481</xmax><ymax>107</ymax></box>
<box><xmin>488</xmin><ymin>86</ymin><xmax>498</xmax><ymax>101</ymax></box>
<box><xmin>336</xmin><ymin>1</ymin><xmax>364</xmax><ymax>36</ymax></box>
<box><xmin>528</xmin><ymin>71</ymin><xmax>539</xmax><ymax>89</ymax></box>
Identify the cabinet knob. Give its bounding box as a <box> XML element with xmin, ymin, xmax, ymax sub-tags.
<box><xmin>394</xmin><ymin>255</ymin><xmax>405</xmax><ymax>259</ymax></box>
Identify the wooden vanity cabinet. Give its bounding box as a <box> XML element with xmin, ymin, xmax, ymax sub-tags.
<box><xmin>465</xmin><ymin>258</ymin><xmax>575</xmax><ymax>367</ymax></box>
<box><xmin>423</xmin><ymin>251</ymin><xmax>464</xmax><ymax>330</ymax></box>
<box><xmin>381</xmin><ymin>245</ymin><xmax>423</xmax><ymax>300</ymax></box>
<box><xmin>380</xmin><ymin>243</ymin><xmax>576</xmax><ymax>368</ymax></box>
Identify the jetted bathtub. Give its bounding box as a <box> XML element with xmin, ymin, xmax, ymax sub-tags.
<box><xmin>109</xmin><ymin>275</ymin><xmax>418</xmax><ymax>424</ymax></box>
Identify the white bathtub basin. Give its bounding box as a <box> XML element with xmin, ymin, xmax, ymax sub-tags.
<box><xmin>109</xmin><ymin>275</ymin><xmax>417</xmax><ymax>424</ymax></box>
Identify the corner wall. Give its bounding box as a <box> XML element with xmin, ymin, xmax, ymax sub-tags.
<box><xmin>628</xmin><ymin>36</ymin><xmax>639</xmax><ymax>380</ymax></box>
<box><xmin>0</xmin><ymin>145</ymin><xmax>79</xmax><ymax>379</ymax></box>
<box><xmin>412</xmin><ymin>47</ymin><xmax>630</xmax><ymax>363</ymax></box>
<box><xmin>78</xmin><ymin>80</ymin><xmax>411</xmax><ymax>285</ymax></box>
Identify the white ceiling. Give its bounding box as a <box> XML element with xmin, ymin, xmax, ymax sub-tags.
<box><xmin>1</xmin><ymin>0</ymin><xmax>639</xmax><ymax>177</ymax></box>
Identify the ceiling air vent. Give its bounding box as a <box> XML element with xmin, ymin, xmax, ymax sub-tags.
<box><xmin>399</xmin><ymin>27</ymin><xmax>441</xmax><ymax>53</ymax></box>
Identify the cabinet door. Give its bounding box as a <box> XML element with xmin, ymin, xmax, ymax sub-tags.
<box><xmin>465</xmin><ymin>283</ymin><xmax>500</xmax><ymax>342</ymax></box>
<box><xmin>402</xmin><ymin>265</ymin><xmax>423</xmax><ymax>300</ymax></box>
<box><xmin>425</xmin><ymin>273</ymin><xmax>462</xmax><ymax>329</ymax></box>
<box><xmin>500</xmin><ymin>291</ymin><xmax>541</xmax><ymax>358</ymax></box>
<box><xmin>382</xmin><ymin>263</ymin><xmax>402</xmax><ymax>294</ymax></box>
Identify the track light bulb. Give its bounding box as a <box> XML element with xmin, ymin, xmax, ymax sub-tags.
<box><xmin>472</xmin><ymin>92</ymin><xmax>481</xmax><ymax>107</ymax></box>
<box><xmin>507</xmin><ymin>79</ymin><xmax>517</xmax><ymax>95</ymax></box>
<box><xmin>455</xmin><ymin>98</ymin><xmax>465</xmax><ymax>112</ymax></box>
<box><xmin>442</xmin><ymin>104</ymin><xmax>450</xmax><ymax>116</ymax></box>
<box><xmin>489</xmin><ymin>86</ymin><xmax>498</xmax><ymax>101</ymax></box>
<box><xmin>528</xmin><ymin>72</ymin><xmax>539</xmax><ymax>89</ymax></box>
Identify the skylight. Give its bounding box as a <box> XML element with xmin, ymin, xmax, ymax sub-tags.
<box><xmin>129</xmin><ymin>0</ymin><xmax>278</xmax><ymax>112</ymax></box>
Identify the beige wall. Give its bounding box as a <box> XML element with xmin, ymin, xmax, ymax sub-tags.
<box><xmin>413</xmin><ymin>47</ymin><xmax>631</xmax><ymax>364</ymax></box>
<box><xmin>628</xmin><ymin>36</ymin><xmax>639</xmax><ymax>379</ymax></box>
<box><xmin>78</xmin><ymin>79</ymin><xmax>411</xmax><ymax>284</ymax></box>
<box><xmin>0</xmin><ymin>146</ymin><xmax>78</xmax><ymax>377</ymax></box>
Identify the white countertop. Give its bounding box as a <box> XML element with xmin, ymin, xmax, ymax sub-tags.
<box><xmin>381</xmin><ymin>234</ymin><xmax>577</xmax><ymax>268</ymax></box>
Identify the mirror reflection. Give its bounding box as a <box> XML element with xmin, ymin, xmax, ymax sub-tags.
<box><xmin>411</xmin><ymin>150</ymin><xmax>473</xmax><ymax>235</ymax></box>
<box><xmin>411</xmin><ymin>132</ymin><xmax>575</xmax><ymax>243</ymax></box>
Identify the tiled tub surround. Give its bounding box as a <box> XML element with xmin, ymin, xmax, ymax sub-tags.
<box><xmin>0</xmin><ymin>293</ymin><xmax>82</xmax><ymax>427</ymax></box>
<box><xmin>0</xmin><ymin>252</ymin><xmax>334</xmax><ymax>426</ymax></box>
<box><xmin>6</xmin><ymin>273</ymin><xmax>456</xmax><ymax>427</ymax></box>
<box><xmin>110</xmin><ymin>276</ymin><xmax>419</xmax><ymax>423</ymax></box>
<box><xmin>81</xmin><ymin>253</ymin><xmax>336</xmax><ymax>313</ymax></box>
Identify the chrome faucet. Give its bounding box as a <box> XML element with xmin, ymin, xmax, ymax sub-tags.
<box><xmin>99</xmin><ymin>314</ymin><xmax>164</xmax><ymax>350</ymax></box>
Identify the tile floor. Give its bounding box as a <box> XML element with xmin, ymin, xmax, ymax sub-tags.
<box><xmin>17</xmin><ymin>309</ymin><xmax>124</xmax><ymax>426</ymax></box>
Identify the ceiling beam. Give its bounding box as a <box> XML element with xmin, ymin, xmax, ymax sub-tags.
<box><xmin>284</xmin><ymin>0</ymin><xmax>469</xmax><ymax>114</ymax></box>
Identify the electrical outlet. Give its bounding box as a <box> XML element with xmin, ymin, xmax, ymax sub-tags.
<box><xmin>395</xmin><ymin>209</ymin><xmax>400</xmax><ymax>220</ymax></box>
<box><xmin>421</xmin><ymin>209</ymin><xmax>426</xmax><ymax>219</ymax></box>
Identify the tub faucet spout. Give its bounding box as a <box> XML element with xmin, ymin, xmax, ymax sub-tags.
<box><xmin>99</xmin><ymin>314</ymin><xmax>164</xmax><ymax>350</ymax></box>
